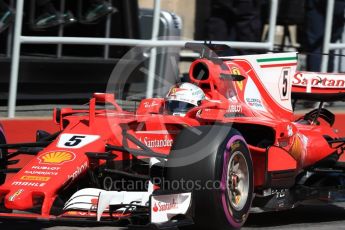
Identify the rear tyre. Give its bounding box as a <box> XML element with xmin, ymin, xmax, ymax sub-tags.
<box><xmin>166</xmin><ymin>126</ymin><xmax>253</xmax><ymax>230</ymax></box>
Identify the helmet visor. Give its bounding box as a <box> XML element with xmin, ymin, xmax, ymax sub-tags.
<box><xmin>166</xmin><ymin>100</ymin><xmax>196</xmax><ymax>115</ymax></box>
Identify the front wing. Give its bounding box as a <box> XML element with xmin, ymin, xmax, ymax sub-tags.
<box><xmin>0</xmin><ymin>189</ymin><xmax>193</xmax><ymax>229</ymax></box>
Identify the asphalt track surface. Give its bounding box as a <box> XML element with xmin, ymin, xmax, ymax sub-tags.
<box><xmin>1</xmin><ymin>204</ymin><xmax>345</xmax><ymax>230</ymax></box>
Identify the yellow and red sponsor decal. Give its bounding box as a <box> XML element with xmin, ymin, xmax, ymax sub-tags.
<box><xmin>290</xmin><ymin>135</ymin><xmax>303</xmax><ymax>160</ymax></box>
<box><xmin>38</xmin><ymin>150</ymin><xmax>76</xmax><ymax>165</ymax></box>
<box><xmin>20</xmin><ymin>175</ymin><xmax>51</xmax><ymax>182</ymax></box>
<box><xmin>169</xmin><ymin>87</ymin><xmax>186</xmax><ymax>96</ymax></box>
<box><xmin>232</xmin><ymin>67</ymin><xmax>244</xmax><ymax>91</ymax></box>
<box><xmin>8</xmin><ymin>189</ymin><xmax>24</xmax><ymax>201</ymax></box>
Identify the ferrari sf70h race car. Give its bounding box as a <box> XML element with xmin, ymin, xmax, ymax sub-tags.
<box><xmin>0</xmin><ymin>43</ymin><xmax>345</xmax><ymax>230</ymax></box>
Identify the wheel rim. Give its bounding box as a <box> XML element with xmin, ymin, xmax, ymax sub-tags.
<box><xmin>226</xmin><ymin>150</ymin><xmax>249</xmax><ymax>211</ymax></box>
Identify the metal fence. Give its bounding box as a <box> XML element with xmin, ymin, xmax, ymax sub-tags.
<box><xmin>6</xmin><ymin>0</ymin><xmax>330</xmax><ymax>118</ymax></box>
<box><xmin>322</xmin><ymin>0</ymin><xmax>343</xmax><ymax>72</ymax></box>
<box><xmin>7</xmin><ymin>0</ymin><xmax>280</xmax><ymax>118</ymax></box>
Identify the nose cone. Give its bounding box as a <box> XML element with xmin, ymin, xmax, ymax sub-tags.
<box><xmin>5</xmin><ymin>189</ymin><xmax>34</xmax><ymax>210</ymax></box>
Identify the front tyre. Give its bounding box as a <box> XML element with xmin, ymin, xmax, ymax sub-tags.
<box><xmin>166</xmin><ymin>126</ymin><xmax>253</xmax><ymax>230</ymax></box>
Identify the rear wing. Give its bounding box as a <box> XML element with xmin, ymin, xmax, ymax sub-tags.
<box><xmin>292</xmin><ymin>71</ymin><xmax>345</xmax><ymax>101</ymax></box>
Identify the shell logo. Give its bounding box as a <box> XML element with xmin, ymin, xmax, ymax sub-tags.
<box><xmin>38</xmin><ymin>151</ymin><xmax>76</xmax><ymax>165</ymax></box>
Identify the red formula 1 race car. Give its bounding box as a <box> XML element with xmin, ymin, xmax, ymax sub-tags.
<box><xmin>0</xmin><ymin>43</ymin><xmax>345</xmax><ymax>230</ymax></box>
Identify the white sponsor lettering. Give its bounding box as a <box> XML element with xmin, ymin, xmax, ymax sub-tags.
<box><xmin>31</xmin><ymin>166</ymin><xmax>60</xmax><ymax>171</ymax></box>
<box><xmin>293</xmin><ymin>72</ymin><xmax>345</xmax><ymax>89</ymax></box>
<box><xmin>144</xmin><ymin>101</ymin><xmax>159</xmax><ymax>108</ymax></box>
<box><xmin>11</xmin><ymin>181</ymin><xmax>46</xmax><ymax>187</ymax></box>
<box><xmin>140</xmin><ymin>135</ymin><xmax>173</xmax><ymax>148</ymax></box>
<box><xmin>153</xmin><ymin>199</ymin><xmax>178</xmax><ymax>212</ymax></box>
<box><xmin>227</xmin><ymin>105</ymin><xmax>242</xmax><ymax>113</ymax></box>
<box><xmin>68</xmin><ymin>162</ymin><xmax>88</xmax><ymax>180</ymax></box>
<box><xmin>25</xmin><ymin>170</ymin><xmax>58</xmax><ymax>176</ymax></box>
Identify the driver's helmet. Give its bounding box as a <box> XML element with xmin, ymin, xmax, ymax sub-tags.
<box><xmin>165</xmin><ymin>82</ymin><xmax>205</xmax><ymax>116</ymax></box>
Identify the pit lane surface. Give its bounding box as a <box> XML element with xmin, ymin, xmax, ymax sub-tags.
<box><xmin>2</xmin><ymin>204</ymin><xmax>345</xmax><ymax>230</ymax></box>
